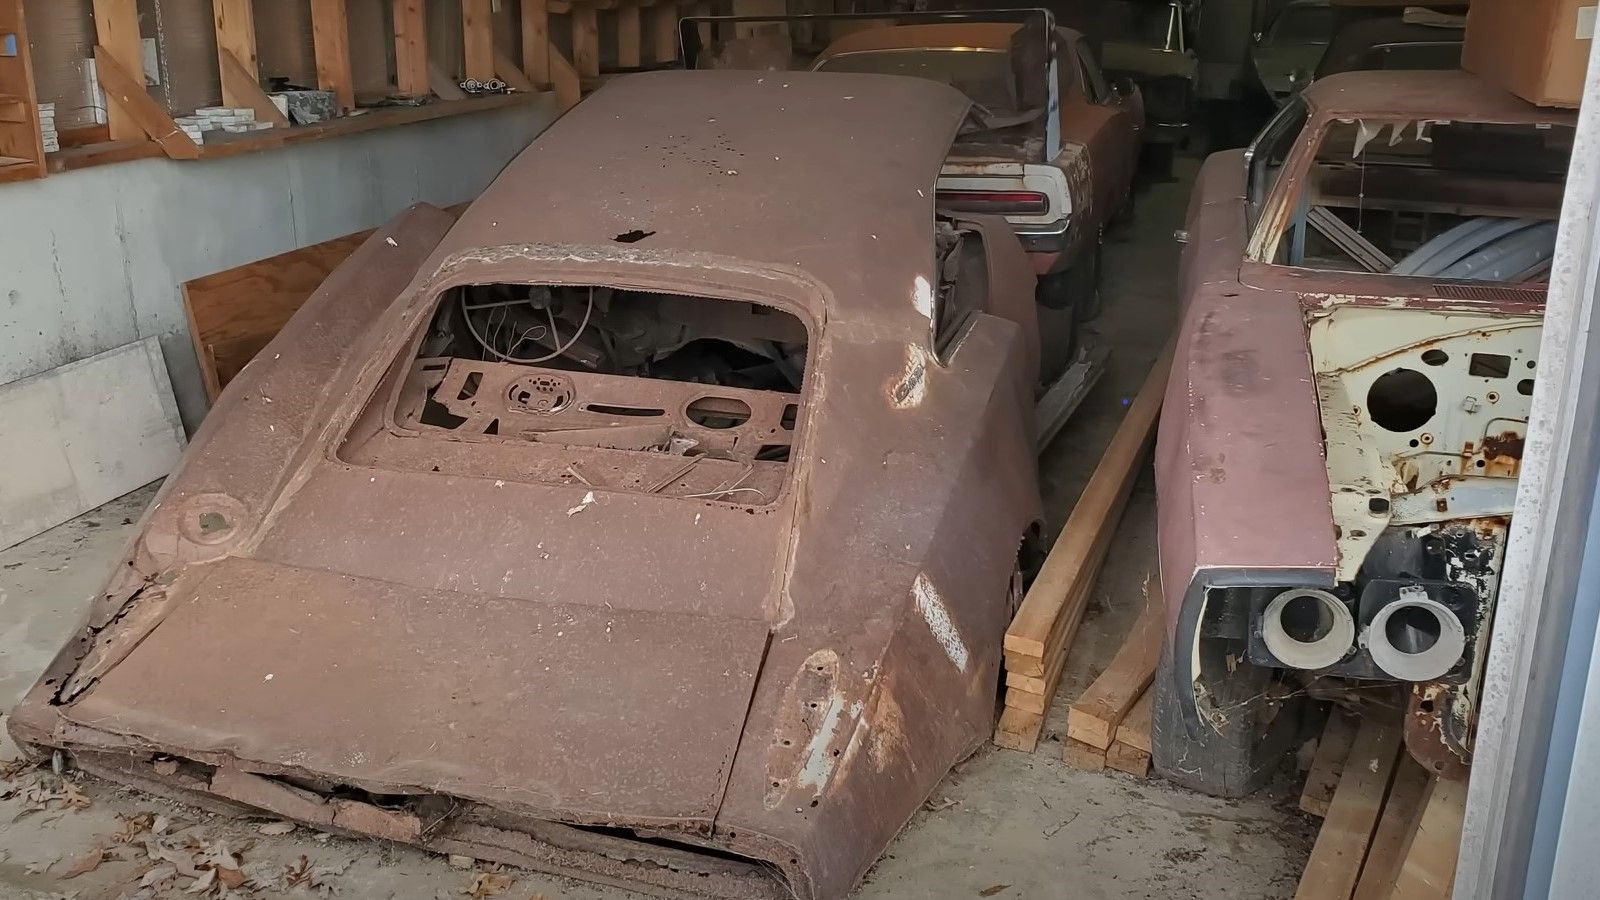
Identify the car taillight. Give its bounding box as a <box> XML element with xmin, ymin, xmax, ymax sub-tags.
<box><xmin>935</xmin><ymin>190</ymin><xmax>1049</xmax><ymax>215</ymax></box>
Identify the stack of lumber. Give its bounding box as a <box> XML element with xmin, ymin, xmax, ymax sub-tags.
<box><xmin>1061</xmin><ymin>584</ymin><xmax>1161</xmax><ymax>774</ymax></box>
<box><xmin>994</xmin><ymin>341</ymin><xmax>1173</xmax><ymax>753</ymax></box>
<box><xmin>1295</xmin><ymin>706</ymin><xmax>1467</xmax><ymax>900</ymax></box>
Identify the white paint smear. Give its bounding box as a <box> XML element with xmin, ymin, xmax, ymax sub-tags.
<box><xmin>913</xmin><ymin>573</ymin><xmax>969</xmax><ymax>672</ymax></box>
<box><xmin>912</xmin><ymin>275</ymin><xmax>934</xmax><ymax>320</ymax></box>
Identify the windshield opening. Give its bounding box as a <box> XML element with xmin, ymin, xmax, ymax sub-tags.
<box><xmin>814</xmin><ymin>48</ymin><xmax>1021</xmax><ymax>114</ymax></box>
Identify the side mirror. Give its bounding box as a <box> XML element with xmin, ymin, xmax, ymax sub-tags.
<box><xmin>1111</xmin><ymin>75</ymin><xmax>1138</xmax><ymax>99</ymax></box>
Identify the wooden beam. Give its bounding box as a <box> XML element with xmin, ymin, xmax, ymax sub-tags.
<box><xmin>212</xmin><ymin>0</ymin><xmax>260</xmax><ymax>97</ymax></box>
<box><xmin>1351</xmin><ymin>760</ymin><xmax>1431</xmax><ymax>900</ymax></box>
<box><xmin>550</xmin><ymin>45</ymin><xmax>581</xmax><ymax>111</ymax></box>
<box><xmin>1105</xmin><ymin>740</ymin><xmax>1150</xmax><ymax>777</ymax></box>
<box><xmin>310</xmin><ymin>0</ymin><xmax>356</xmax><ymax>112</ymax></box>
<box><xmin>393</xmin><ymin>0</ymin><xmax>429</xmax><ymax>96</ymax></box>
<box><xmin>1062</xmin><ymin>739</ymin><xmax>1106</xmax><ymax>771</ymax></box>
<box><xmin>1114</xmin><ymin>686</ymin><xmax>1154</xmax><ymax>754</ymax></box>
<box><xmin>1005</xmin><ymin>341</ymin><xmax>1174</xmax><ymax>660</ymax></box>
<box><xmin>1301</xmin><ymin>710</ymin><xmax>1360</xmax><ymax>817</ymax></box>
<box><xmin>522</xmin><ymin>0</ymin><xmax>550</xmax><ymax>86</ymax></box>
<box><xmin>653</xmin><ymin>1</ymin><xmax>679</xmax><ymax>64</ymax></box>
<box><xmin>1388</xmin><ymin>776</ymin><xmax>1466</xmax><ymax>899</ymax></box>
<box><xmin>617</xmin><ymin>4</ymin><xmax>642</xmax><ymax>69</ymax></box>
<box><xmin>91</xmin><ymin>0</ymin><xmax>144</xmax><ymax>141</ymax></box>
<box><xmin>1066</xmin><ymin>579</ymin><xmax>1163</xmax><ymax>749</ymax></box>
<box><xmin>1294</xmin><ymin>710</ymin><xmax>1404</xmax><ymax>900</ymax></box>
<box><xmin>462</xmin><ymin>0</ymin><xmax>495</xmax><ymax>82</ymax></box>
<box><xmin>493</xmin><ymin>49</ymin><xmax>536</xmax><ymax>93</ymax></box>
<box><xmin>218</xmin><ymin>48</ymin><xmax>291</xmax><ymax>128</ymax></box>
<box><xmin>572</xmin><ymin>5</ymin><xmax>600</xmax><ymax>77</ymax></box>
<box><xmin>92</xmin><ymin>47</ymin><xmax>201</xmax><ymax>160</ymax></box>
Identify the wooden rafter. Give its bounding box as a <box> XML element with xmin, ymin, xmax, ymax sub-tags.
<box><xmin>91</xmin><ymin>0</ymin><xmax>143</xmax><ymax>141</ymax></box>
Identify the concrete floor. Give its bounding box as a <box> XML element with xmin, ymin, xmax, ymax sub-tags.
<box><xmin>0</xmin><ymin>159</ymin><xmax>1317</xmax><ymax>899</ymax></box>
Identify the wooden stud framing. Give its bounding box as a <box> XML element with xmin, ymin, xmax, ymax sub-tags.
<box><xmin>550</xmin><ymin>46</ymin><xmax>582</xmax><ymax>111</ymax></box>
<box><xmin>0</xmin><ymin>0</ymin><xmax>46</xmax><ymax>182</ymax></box>
<box><xmin>572</xmin><ymin>5</ymin><xmax>600</xmax><ymax>78</ymax></box>
<box><xmin>653</xmin><ymin>1</ymin><xmax>679</xmax><ymax>64</ymax></box>
<box><xmin>91</xmin><ymin>0</ymin><xmax>144</xmax><ymax>141</ymax></box>
<box><xmin>310</xmin><ymin>0</ymin><xmax>356</xmax><ymax>112</ymax></box>
<box><xmin>212</xmin><ymin>0</ymin><xmax>260</xmax><ymax>90</ymax></box>
<box><xmin>394</xmin><ymin>0</ymin><xmax>430</xmax><ymax>97</ymax></box>
<box><xmin>92</xmin><ymin>46</ymin><xmax>200</xmax><ymax>160</ymax></box>
<box><xmin>462</xmin><ymin>0</ymin><xmax>496</xmax><ymax>82</ymax></box>
<box><xmin>617</xmin><ymin>3</ymin><xmax>642</xmax><ymax>69</ymax></box>
<box><xmin>522</xmin><ymin>0</ymin><xmax>550</xmax><ymax>86</ymax></box>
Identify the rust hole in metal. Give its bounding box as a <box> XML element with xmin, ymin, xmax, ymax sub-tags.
<box><xmin>197</xmin><ymin>512</ymin><xmax>230</xmax><ymax>536</ymax></box>
<box><xmin>613</xmin><ymin>229</ymin><xmax>656</xmax><ymax>244</ymax></box>
<box><xmin>1367</xmin><ymin>368</ymin><xmax>1436</xmax><ymax>433</ymax></box>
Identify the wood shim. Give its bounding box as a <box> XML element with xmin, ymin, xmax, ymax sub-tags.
<box><xmin>1302</xmin><ymin>709</ymin><xmax>1360</xmax><ymax>817</ymax></box>
<box><xmin>992</xmin><ymin>340</ymin><xmax>1174</xmax><ymax>753</ymax></box>
<box><xmin>1067</xmin><ymin>578</ymin><xmax>1162</xmax><ymax>750</ymax></box>
<box><xmin>1294</xmin><ymin>708</ymin><xmax>1404</xmax><ymax>900</ymax></box>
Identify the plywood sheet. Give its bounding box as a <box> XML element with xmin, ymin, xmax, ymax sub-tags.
<box><xmin>0</xmin><ymin>337</ymin><xmax>184</xmax><ymax>549</ymax></box>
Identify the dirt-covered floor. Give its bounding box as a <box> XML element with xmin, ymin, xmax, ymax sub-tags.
<box><xmin>0</xmin><ymin>157</ymin><xmax>1317</xmax><ymax>900</ymax></box>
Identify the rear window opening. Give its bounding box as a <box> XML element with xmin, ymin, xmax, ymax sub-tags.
<box><xmin>361</xmin><ymin>283</ymin><xmax>809</xmax><ymax>506</ymax></box>
<box><xmin>1272</xmin><ymin>119</ymin><xmax>1574</xmax><ymax>281</ymax></box>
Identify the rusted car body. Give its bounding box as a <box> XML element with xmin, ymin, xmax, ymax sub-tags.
<box><xmin>810</xmin><ymin>18</ymin><xmax>1144</xmax><ymax>287</ymax></box>
<box><xmin>1152</xmin><ymin>71</ymin><xmax>1574</xmax><ymax>795</ymax></box>
<box><xmin>9</xmin><ymin>72</ymin><xmax>1047</xmax><ymax>899</ymax></box>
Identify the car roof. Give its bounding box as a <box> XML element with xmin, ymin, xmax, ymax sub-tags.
<box><xmin>1301</xmin><ymin>69</ymin><xmax>1577</xmax><ymax>125</ymax></box>
<box><xmin>428</xmin><ymin>70</ymin><xmax>972</xmax><ymax>329</ymax></box>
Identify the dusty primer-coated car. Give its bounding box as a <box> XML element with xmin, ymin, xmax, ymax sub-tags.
<box><xmin>9</xmin><ymin>71</ymin><xmax>1050</xmax><ymax>900</ymax></box>
<box><xmin>1154</xmin><ymin>70</ymin><xmax>1574</xmax><ymax>795</ymax></box>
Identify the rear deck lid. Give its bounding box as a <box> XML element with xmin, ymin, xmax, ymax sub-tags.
<box><xmin>62</xmin><ymin>557</ymin><xmax>770</xmax><ymax>825</ymax></box>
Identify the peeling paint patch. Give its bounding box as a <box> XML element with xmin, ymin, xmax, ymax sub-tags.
<box><xmin>565</xmin><ymin>491</ymin><xmax>597</xmax><ymax>516</ymax></box>
<box><xmin>912</xmin><ymin>275</ymin><xmax>934</xmax><ymax>320</ymax></box>
<box><xmin>890</xmin><ymin>345</ymin><xmax>931</xmax><ymax>409</ymax></box>
<box><xmin>912</xmin><ymin>572</ymin><xmax>968</xmax><ymax>672</ymax></box>
<box><xmin>867</xmin><ymin>689</ymin><xmax>909</xmax><ymax>772</ymax></box>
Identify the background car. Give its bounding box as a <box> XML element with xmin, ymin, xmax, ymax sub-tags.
<box><xmin>1153</xmin><ymin>70</ymin><xmax>1574</xmax><ymax>796</ymax></box>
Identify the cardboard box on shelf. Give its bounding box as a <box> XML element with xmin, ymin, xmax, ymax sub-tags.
<box><xmin>1464</xmin><ymin>0</ymin><xmax>1595</xmax><ymax>107</ymax></box>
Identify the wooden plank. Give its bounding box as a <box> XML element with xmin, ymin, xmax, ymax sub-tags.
<box><xmin>212</xmin><ymin>0</ymin><xmax>263</xmax><ymax>114</ymax></box>
<box><xmin>572</xmin><ymin>5</ymin><xmax>600</xmax><ymax>77</ymax></box>
<box><xmin>183</xmin><ymin>230</ymin><xmax>374</xmax><ymax>401</ymax></box>
<box><xmin>462</xmin><ymin>0</ymin><xmax>496</xmax><ymax>81</ymax></box>
<box><xmin>993</xmin><ymin>705</ymin><xmax>1046</xmax><ymax>754</ymax></box>
<box><xmin>310</xmin><ymin>0</ymin><xmax>356</xmax><ymax>112</ymax></box>
<box><xmin>1351</xmin><ymin>759</ymin><xmax>1431</xmax><ymax>900</ymax></box>
<box><xmin>1388</xmin><ymin>776</ymin><xmax>1465</xmax><ymax>900</ymax></box>
<box><xmin>1106</xmin><ymin>741</ymin><xmax>1150</xmax><ymax>777</ymax></box>
<box><xmin>550</xmin><ymin>45</ymin><xmax>581</xmax><ymax>111</ymax></box>
<box><xmin>1294</xmin><ymin>710</ymin><xmax>1405</xmax><ymax>900</ymax></box>
<box><xmin>1302</xmin><ymin>709</ymin><xmax>1360</xmax><ymax>817</ymax></box>
<box><xmin>1114</xmin><ymin>686</ymin><xmax>1153</xmax><ymax>754</ymax></box>
<box><xmin>493</xmin><ymin>49</ymin><xmax>536</xmax><ymax>93</ymax></box>
<box><xmin>393</xmin><ymin>0</ymin><xmax>430</xmax><ymax>96</ymax></box>
<box><xmin>522</xmin><ymin>0</ymin><xmax>550</xmax><ymax>85</ymax></box>
<box><xmin>652</xmin><ymin>1</ymin><xmax>679</xmax><ymax>63</ymax></box>
<box><xmin>92</xmin><ymin>47</ymin><xmax>201</xmax><ymax>160</ymax></box>
<box><xmin>1005</xmin><ymin>341</ymin><xmax>1174</xmax><ymax>659</ymax></box>
<box><xmin>617</xmin><ymin>3</ymin><xmax>642</xmax><ymax>68</ymax></box>
<box><xmin>91</xmin><ymin>0</ymin><xmax>144</xmax><ymax>142</ymax></box>
<box><xmin>1000</xmin><ymin>556</ymin><xmax>1105</xmax><ymax>716</ymax></box>
<box><xmin>0</xmin><ymin>0</ymin><xmax>46</xmax><ymax>180</ymax></box>
<box><xmin>1063</xmin><ymin>739</ymin><xmax>1106</xmax><ymax>771</ymax></box>
<box><xmin>218</xmin><ymin>48</ymin><xmax>291</xmax><ymax>129</ymax></box>
<box><xmin>1066</xmin><ymin>579</ymin><xmax>1162</xmax><ymax>750</ymax></box>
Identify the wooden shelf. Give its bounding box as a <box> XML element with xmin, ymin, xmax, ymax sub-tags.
<box><xmin>0</xmin><ymin>4</ymin><xmax>45</xmax><ymax>182</ymax></box>
<box><xmin>48</xmin><ymin>91</ymin><xmax>544</xmax><ymax>175</ymax></box>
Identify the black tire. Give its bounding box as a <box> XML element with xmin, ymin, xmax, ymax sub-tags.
<box><xmin>1150</xmin><ymin>630</ymin><xmax>1308</xmax><ymax>798</ymax></box>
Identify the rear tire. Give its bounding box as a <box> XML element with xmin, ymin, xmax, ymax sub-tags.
<box><xmin>1150</xmin><ymin>631</ymin><xmax>1307</xmax><ymax>798</ymax></box>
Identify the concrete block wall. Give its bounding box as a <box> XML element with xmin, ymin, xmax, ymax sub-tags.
<box><xmin>0</xmin><ymin>98</ymin><xmax>556</xmax><ymax>433</ymax></box>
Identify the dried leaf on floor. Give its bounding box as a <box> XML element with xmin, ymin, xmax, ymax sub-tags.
<box><xmin>114</xmin><ymin>813</ymin><xmax>156</xmax><ymax>843</ymax></box>
<box><xmin>464</xmin><ymin>871</ymin><xmax>515</xmax><ymax>898</ymax></box>
<box><xmin>60</xmin><ymin>848</ymin><xmax>107</xmax><ymax>879</ymax></box>
<box><xmin>257</xmin><ymin>820</ymin><xmax>296</xmax><ymax>835</ymax></box>
<box><xmin>979</xmin><ymin>886</ymin><xmax>1011</xmax><ymax>897</ymax></box>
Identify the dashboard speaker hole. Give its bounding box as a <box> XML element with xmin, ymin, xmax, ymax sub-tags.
<box><xmin>1367</xmin><ymin>368</ymin><xmax>1437</xmax><ymax>433</ymax></box>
